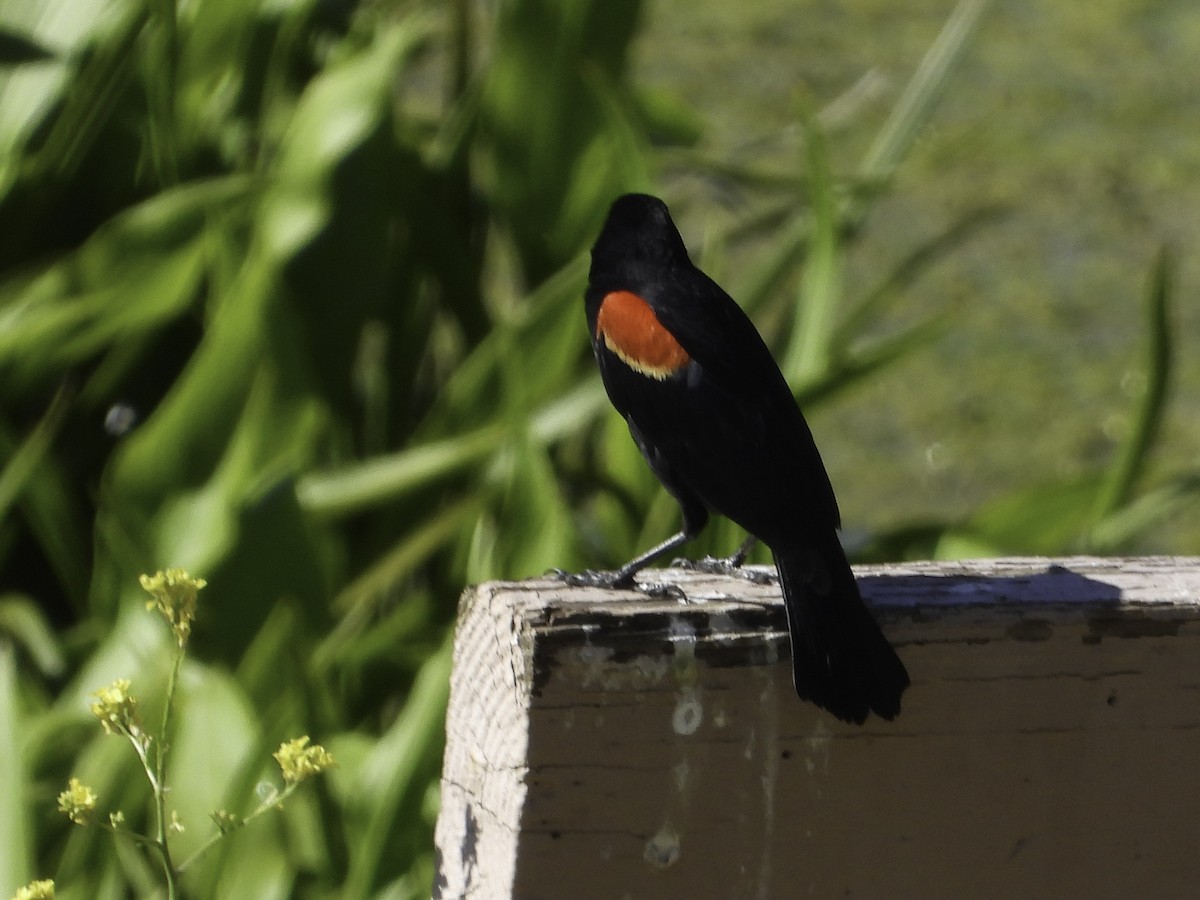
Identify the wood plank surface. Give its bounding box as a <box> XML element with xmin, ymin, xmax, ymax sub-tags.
<box><xmin>434</xmin><ymin>557</ymin><xmax>1200</xmax><ymax>900</ymax></box>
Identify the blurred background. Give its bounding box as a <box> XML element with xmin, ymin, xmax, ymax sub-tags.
<box><xmin>0</xmin><ymin>0</ymin><xmax>1196</xmax><ymax>895</ymax></box>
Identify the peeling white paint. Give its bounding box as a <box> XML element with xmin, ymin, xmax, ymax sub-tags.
<box><xmin>673</xmin><ymin>759</ymin><xmax>690</xmax><ymax>792</ymax></box>
<box><xmin>560</xmin><ymin>643</ymin><xmax>670</xmax><ymax>691</ymax></box>
<box><xmin>643</xmin><ymin>825</ymin><xmax>682</xmax><ymax>869</ymax></box>
<box><xmin>668</xmin><ymin>614</ymin><xmax>698</xmax><ymax>644</ymax></box>
<box><xmin>707</xmin><ymin>611</ymin><xmax>739</xmax><ymax>638</ymax></box>
<box><xmin>633</xmin><ymin>654</ymin><xmax>670</xmax><ymax>683</ymax></box>
<box><xmin>713</xmin><ymin>704</ymin><xmax>729</xmax><ymax>729</ymax></box>
<box><xmin>573</xmin><ymin>643</ymin><xmax>614</xmax><ymax>687</ymax></box>
<box><xmin>804</xmin><ymin>720</ymin><xmax>833</xmax><ymax>779</ymax></box>
<box><xmin>755</xmin><ymin>657</ymin><xmax>780</xmax><ymax>900</ymax></box>
<box><xmin>673</xmin><ymin>690</ymin><xmax>703</xmax><ymax>735</ymax></box>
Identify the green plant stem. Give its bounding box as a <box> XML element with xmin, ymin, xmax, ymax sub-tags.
<box><xmin>148</xmin><ymin>0</ymin><xmax>180</xmax><ymax>185</ymax></box>
<box><xmin>122</xmin><ymin>727</ymin><xmax>176</xmax><ymax>897</ymax></box>
<box><xmin>175</xmin><ymin>782</ymin><xmax>300</xmax><ymax>874</ymax></box>
<box><xmin>148</xmin><ymin>646</ymin><xmax>186</xmax><ymax>898</ymax></box>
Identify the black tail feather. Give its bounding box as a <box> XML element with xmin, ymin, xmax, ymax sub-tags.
<box><xmin>773</xmin><ymin>536</ymin><xmax>909</xmax><ymax>724</ymax></box>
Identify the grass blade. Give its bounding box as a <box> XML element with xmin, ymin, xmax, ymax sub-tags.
<box><xmin>835</xmin><ymin>204</ymin><xmax>1004</xmax><ymax>343</ymax></box>
<box><xmin>783</xmin><ymin>104</ymin><xmax>839</xmax><ymax>386</ymax></box>
<box><xmin>0</xmin><ymin>643</ymin><xmax>30</xmax><ymax>896</ymax></box>
<box><xmin>297</xmin><ymin>380</ymin><xmax>607</xmax><ymax>520</ymax></box>
<box><xmin>0</xmin><ymin>594</ymin><xmax>65</xmax><ymax>679</ymax></box>
<box><xmin>859</xmin><ymin>0</ymin><xmax>991</xmax><ymax>187</ymax></box>
<box><xmin>0</xmin><ymin>385</ymin><xmax>69</xmax><ymax>526</ymax></box>
<box><xmin>1091</xmin><ymin>474</ymin><xmax>1200</xmax><ymax>552</ymax></box>
<box><xmin>1092</xmin><ymin>246</ymin><xmax>1172</xmax><ymax>521</ymax></box>
<box><xmin>798</xmin><ymin>317</ymin><xmax>947</xmax><ymax>408</ymax></box>
<box><xmin>331</xmin><ymin>496</ymin><xmax>483</xmax><ymax>615</ymax></box>
<box><xmin>297</xmin><ymin>428</ymin><xmax>502</xmax><ymax>520</ymax></box>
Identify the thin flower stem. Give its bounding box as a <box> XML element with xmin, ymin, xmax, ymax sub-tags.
<box><xmin>176</xmin><ymin>782</ymin><xmax>300</xmax><ymax>874</ymax></box>
<box><xmin>128</xmin><ymin>733</ymin><xmax>159</xmax><ymax>792</ymax></box>
<box><xmin>149</xmin><ymin>646</ymin><xmax>186</xmax><ymax>899</ymax></box>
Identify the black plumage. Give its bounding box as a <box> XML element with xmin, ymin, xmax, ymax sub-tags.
<box><xmin>583</xmin><ymin>193</ymin><xmax>909</xmax><ymax>724</ymax></box>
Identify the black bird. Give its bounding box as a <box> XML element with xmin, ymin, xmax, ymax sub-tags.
<box><xmin>579</xmin><ymin>193</ymin><xmax>909</xmax><ymax>724</ymax></box>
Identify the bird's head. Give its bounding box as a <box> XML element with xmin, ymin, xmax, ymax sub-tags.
<box><xmin>590</xmin><ymin>194</ymin><xmax>689</xmax><ymax>272</ymax></box>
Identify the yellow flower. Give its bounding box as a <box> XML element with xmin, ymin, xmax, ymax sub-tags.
<box><xmin>57</xmin><ymin>778</ymin><xmax>97</xmax><ymax>825</ymax></box>
<box><xmin>139</xmin><ymin>569</ymin><xmax>206</xmax><ymax>647</ymax></box>
<box><xmin>273</xmin><ymin>736</ymin><xmax>336</xmax><ymax>785</ymax></box>
<box><xmin>90</xmin><ymin>678</ymin><xmax>141</xmax><ymax>737</ymax></box>
<box><xmin>11</xmin><ymin>880</ymin><xmax>55</xmax><ymax>900</ymax></box>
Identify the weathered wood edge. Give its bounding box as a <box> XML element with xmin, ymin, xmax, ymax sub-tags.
<box><xmin>433</xmin><ymin>555</ymin><xmax>1200</xmax><ymax>899</ymax></box>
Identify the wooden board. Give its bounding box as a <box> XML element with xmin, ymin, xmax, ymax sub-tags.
<box><xmin>433</xmin><ymin>557</ymin><xmax>1200</xmax><ymax>899</ymax></box>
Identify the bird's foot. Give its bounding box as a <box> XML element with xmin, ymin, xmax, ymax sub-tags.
<box><xmin>636</xmin><ymin>581</ymin><xmax>690</xmax><ymax>602</ymax></box>
<box><xmin>547</xmin><ymin>568</ymin><xmax>689</xmax><ymax>602</ymax></box>
<box><xmin>673</xmin><ymin>554</ymin><xmax>774</xmax><ymax>584</ymax></box>
<box><xmin>547</xmin><ymin>568</ymin><xmax>636</xmax><ymax>589</ymax></box>
<box><xmin>674</xmin><ymin>554</ymin><xmax>742</xmax><ymax>575</ymax></box>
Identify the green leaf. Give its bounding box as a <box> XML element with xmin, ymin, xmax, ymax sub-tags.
<box><xmin>634</xmin><ymin>85</ymin><xmax>704</xmax><ymax>146</ymax></box>
<box><xmin>1092</xmin><ymin>246</ymin><xmax>1172</xmax><ymax>520</ymax></box>
<box><xmin>258</xmin><ymin>18</ymin><xmax>433</xmax><ymax>263</ymax></box>
<box><xmin>859</xmin><ymin>0</ymin><xmax>992</xmax><ymax>188</ymax></box>
<box><xmin>797</xmin><ymin>317</ymin><xmax>947</xmax><ymax>409</ymax></box>
<box><xmin>479</xmin><ymin>0</ymin><xmax>645</xmax><ymax>279</ymax></box>
<box><xmin>1091</xmin><ymin>474</ymin><xmax>1200</xmax><ymax>553</ymax></box>
<box><xmin>0</xmin><ymin>385</ymin><xmax>68</xmax><ymax>526</ymax></box>
<box><xmin>783</xmin><ymin>102</ymin><xmax>839</xmax><ymax>386</ymax></box>
<box><xmin>957</xmin><ymin>477</ymin><xmax>1103</xmax><ymax>556</ymax></box>
<box><xmin>0</xmin><ymin>593</ymin><xmax>65</xmax><ymax>678</ymax></box>
<box><xmin>0</xmin><ymin>389</ymin><xmax>89</xmax><ymax>606</ymax></box>
<box><xmin>297</xmin><ymin>429</ymin><xmax>502</xmax><ymax>521</ymax></box>
<box><xmin>0</xmin><ymin>176</ymin><xmax>250</xmax><ymax>394</ymax></box>
<box><xmin>0</xmin><ymin>2</ymin><xmax>148</xmax><ymax>189</ymax></box>
<box><xmin>0</xmin><ymin>28</ymin><xmax>55</xmax><ymax>63</ymax></box>
<box><xmin>834</xmin><ymin>204</ymin><xmax>1004</xmax><ymax>344</ymax></box>
<box><xmin>735</xmin><ymin>212</ymin><xmax>809</xmax><ymax>319</ymax></box>
<box><xmin>342</xmin><ymin>633</ymin><xmax>451</xmax><ymax>898</ymax></box>
<box><xmin>298</xmin><ymin>377</ymin><xmax>607</xmax><ymax>521</ymax></box>
<box><xmin>0</xmin><ymin>643</ymin><xmax>31</xmax><ymax>897</ymax></box>
<box><xmin>167</xmin><ymin>665</ymin><xmax>261</xmax><ymax>863</ymax></box>
<box><xmin>332</xmin><ymin>496</ymin><xmax>482</xmax><ymax>616</ymax></box>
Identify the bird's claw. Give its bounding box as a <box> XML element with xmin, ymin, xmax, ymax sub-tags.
<box><xmin>638</xmin><ymin>581</ymin><xmax>689</xmax><ymax>602</ymax></box>
<box><xmin>547</xmin><ymin>568</ymin><xmax>687</xmax><ymax>601</ymax></box>
<box><xmin>547</xmin><ymin>567</ymin><xmax>635</xmax><ymax>589</ymax></box>
<box><xmin>672</xmin><ymin>554</ymin><xmax>774</xmax><ymax>584</ymax></box>
<box><xmin>673</xmin><ymin>554</ymin><xmax>742</xmax><ymax>575</ymax></box>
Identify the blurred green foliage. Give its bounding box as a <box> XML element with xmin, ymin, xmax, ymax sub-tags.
<box><xmin>0</xmin><ymin>0</ymin><xmax>1193</xmax><ymax>895</ymax></box>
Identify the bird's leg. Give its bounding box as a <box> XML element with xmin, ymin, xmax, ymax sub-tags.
<box><xmin>609</xmin><ymin>529</ymin><xmax>695</xmax><ymax>585</ymax></box>
<box><xmin>726</xmin><ymin>534</ymin><xmax>758</xmax><ymax>568</ymax></box>
<box><xmin>549</xmin><ymin>531</ymin><xmax>692</xmax><ymax>588</ymax></box>
<box><xmin>552</xmin><ymin>505</ymin><xmax>708</xmax><ymax>589</ymax></box>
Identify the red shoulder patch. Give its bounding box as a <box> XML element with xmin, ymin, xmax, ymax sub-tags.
<box><xmin>595</xmin><ymin>290</ymin><xmax>691</xmax><ymax>380</ymax></box>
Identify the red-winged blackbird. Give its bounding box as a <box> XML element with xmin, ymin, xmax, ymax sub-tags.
<box><xmin>580</xmin><ymin>193</ymin><xmax>909</xmax><ymax>724</ymax></box>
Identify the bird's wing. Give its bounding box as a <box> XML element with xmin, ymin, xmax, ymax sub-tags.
<box><xmin>598</xmin><ymin>272</ymin><xmax>842</xmax><ymax>540</ymax></box>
